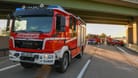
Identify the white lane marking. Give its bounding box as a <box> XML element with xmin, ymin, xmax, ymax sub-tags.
<box><xmin>116</xmin><ymin>47</ymin><xmax>129</xmax><ymax>55</ymax></box>
<box><xmin>117</xmin><ymin>47</ymin><xmax>138</xmax><ymax>62</ymax></box>
<box><xmin>77</xmin><ymin>59</ymin><xmax>91</xmax><ymax>78</ymax></box>
<box><xmin>0</xmin><ymin>64</ymin><xmax>20</xmax><ymax>72</ymax></box>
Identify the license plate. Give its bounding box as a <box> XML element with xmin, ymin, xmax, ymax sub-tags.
<box><xmin>21</xmin><ymin>53</ymin><xmax>33</xmax><ymax>57</ymax></box>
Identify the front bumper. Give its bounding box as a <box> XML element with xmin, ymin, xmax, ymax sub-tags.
<box><xmin>9</xmin><ymin>50</ymin><xmax>56</xmax><ymax>65</ymax></box>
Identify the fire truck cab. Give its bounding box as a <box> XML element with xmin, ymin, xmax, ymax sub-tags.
<box><xmin>7</xmin><ymin>5</ymin><xmax>86</xmax><ymax>73</ymax></box>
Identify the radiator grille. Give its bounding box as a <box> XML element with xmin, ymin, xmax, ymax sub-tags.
<box><xmin>15</xmin><ymin>40</ymin><xmax>43</xmax><ymax>50</ymax></box>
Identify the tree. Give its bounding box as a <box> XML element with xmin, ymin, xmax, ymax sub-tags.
<box><xmin>1</xmin><ymin>27</ymin><xmax>9</xmax><ymax>36</ymax></box>
<box><xmin>99</xmin><ymin>33</ymin><xmax>106</xmax><ymax>38</ymax></box>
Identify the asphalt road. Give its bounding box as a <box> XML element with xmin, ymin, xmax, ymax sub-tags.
<box><xmin>0</xmin><ymin>44</ymin><xmax>138</xmax><ymax>78</ymax></box>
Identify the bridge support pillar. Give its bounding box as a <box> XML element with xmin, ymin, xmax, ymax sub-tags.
<box><xmin>126</xmin><ymin>23</ymin><xmax>133</xmax><ymax>44</ymax></box>
<box><xmin>132</xmin><ymin>17</ymin><xmax>138</xmax><ymax>45</ymax></box>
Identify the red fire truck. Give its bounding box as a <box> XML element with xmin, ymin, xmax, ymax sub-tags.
<box><xmin>7</xmin><ymin>5</ymin><xmax>86</xmax><ymax>73</ymax></box>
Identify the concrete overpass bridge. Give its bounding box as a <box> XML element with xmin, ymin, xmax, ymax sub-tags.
<box><xmin>0</xmin><ymin>0</ymin><xmax>138</xmax><ymax>46</ymax></box>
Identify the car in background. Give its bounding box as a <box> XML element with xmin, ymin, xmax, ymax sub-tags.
<box><xmin>111</xmin><ymin>40</ymin><xmax>124</xmax><ymax>46</ymax></box>
<box><xmin>88</xmin><ymin>38</ymin><xmax>100</xmax><ymax>45</ymax></box>
<box><xmin>88</xmin><ymin>38</ymin><xmax>97</xmax><ymax>45</ymax></box>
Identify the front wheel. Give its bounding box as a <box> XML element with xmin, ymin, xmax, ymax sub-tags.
<box><xmin>20</xmin><ymin>62</ymin><xmax>34</xmax><ymax>69</ymax></box>
<box><xmin>56</xmin><ymin>53</ymin><xmax>69</xmax><ymax>73</ymax></box>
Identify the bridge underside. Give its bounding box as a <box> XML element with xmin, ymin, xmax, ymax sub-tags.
<box><xmin>68</xmin><ymin>9</ymin><xmax>131</xmax><ymax>25</ymax></box>
<box><xmin>1</xmin><ymin>0</ymin><xmax>138</xmax><ymax>25</ymax></box>
<box><xmin>1</xmin><ymin>0</ymin><xmax>138</xmax><ymax>45</ymax></box>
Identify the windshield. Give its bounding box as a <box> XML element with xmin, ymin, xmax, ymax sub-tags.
<box><xmin>13</xmin><ymin>16</ymin><xmax>53</xmax><ymax>33</ymax></box>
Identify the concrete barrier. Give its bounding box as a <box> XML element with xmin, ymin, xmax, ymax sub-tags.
<box><xmin>0</xmin><ymin>49</ymin><xmax>8</xmax><ymax>57</ymax></box>
<box><xmin>0</xmin><ymin>36</ymin><xmax>9</xmax><ymax>49</ymax></box>
<box><xmin>0</xmin><ymin>36</ymin><xmax>9</xmax><ymax>57</ymax></box>
<box><xmin>127</xmin><ymin>44</ymin><xmax>138</xmax><ymax>53</ymax></box>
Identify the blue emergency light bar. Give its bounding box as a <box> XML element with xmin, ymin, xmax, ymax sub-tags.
<box><xmin>16</xmin><ymin>8</ymin><xmax>24</xmax><ymax>11</ymax></box>
<box><xmin>15</xmin><ymin>5</ymin><xmax>65</xmax><ymax>12</ymax></box>
<box><xmin>47</xmin><ymin>5</ymin><xmax>65</xmax><ymax>11</ymax></box>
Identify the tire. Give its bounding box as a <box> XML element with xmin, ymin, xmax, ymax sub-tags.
<box><xmin>20</xmin><ymin>62</ymin><xmax>34</xmax><ymax>69</ymax></box>
<box><xmin>56</xmin><ymin>53</ymin><xmax>69</xmax><ymax>73</ymax></box>
<box><xmin>76</xmin><ymin>47</ymin><xmax>83</xmax><ymax>59</ymax></box>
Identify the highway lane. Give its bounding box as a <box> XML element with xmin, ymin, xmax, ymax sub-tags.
<box><xmin>0</xmin><ymin>56</ymin><xmax>18</xmax><ymax>69</ymax></box>
<box><xmin>84</xmin><ymin>45</ymin><xmax>138</xmax><ymax>78</ymax></box>
<box><xmin>0</xmin><ymin>45</ymin><xmax>138</xmax><ymax>78</ymax></box>
<box><xmin>0</xmin><ymin>53</ymin><xmax>91</xmax><ymax>78</ymax></box>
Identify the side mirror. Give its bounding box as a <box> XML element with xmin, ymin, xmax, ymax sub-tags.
<box><xmin>6</xmin><ymin>14</ymin><xmax>10</xmax><ymax>31</ymax></box>
<box><xmin>56</xmin><ymin>15</ymin><xmax>65</xmax><ymax>32</ymax></box>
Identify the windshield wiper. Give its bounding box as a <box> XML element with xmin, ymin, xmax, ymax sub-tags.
<box><xmin>29</xmin><ymin>30</ymin><xmax>44</xmax><ymax>33</ymax></box>
<box><xmin>16</xmin><ymin>30</ymin><xmax>47</xmax><ymax>33</ymax></box>
<box><xmin>16</xmin><ymin>30</ymin><xmax>28</xmax><ymax>32</ymax></box>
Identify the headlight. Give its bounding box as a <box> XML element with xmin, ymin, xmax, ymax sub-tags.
<box><xmin>48</xmin><ymin>55</ymin><xmax>54</xmax><ymax>59</ymax></box>
<box><xmin>45</xmin><ymin>54</ymin><xmax>48</xmax><ymax>59</ymax></box>
<box><xmin>44</xmin><ymin>54</ymin><xmax>54</xmax><ymax>59</ymax></box>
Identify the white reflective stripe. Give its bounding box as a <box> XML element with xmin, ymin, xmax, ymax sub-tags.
<box><xmin>10</xmin><ymin>36</ymin><xmax>15</xmax><ymax>48</ymax></box>
<box><xmin>11</xmin><ymin>37</ymin><xmax>68</xmax><ymax>50</ymax></box>
<box><xmin>54</xmin><ymin>38</ymin><xmax>68</xmax><ymax>40</ymax></box>
<box><xmin>42</xmin><ymin>37</ymin><xmax>68</xmax><ymax>50</ymax></box>
<box><xmin>43</xmin><ymin>38</ymin><xmax>50</xmax><ymax>50</ymax></box>
<box><xmin>66</xmin><ymin>37</ymin><xmax>77</xmax><ymax>43</ymax></box>
<box><xmin>15</xmin><ymin>38</ymin><xmax>43</xmax><ymax>41</ymax></box>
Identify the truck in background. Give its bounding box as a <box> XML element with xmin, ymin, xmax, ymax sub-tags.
<box><xmin>107</xmin><ymin>37</ymin><xmax>124</xmax><ymax>46</ymax></box>
<box><xmin>7</xmin><ymin>5</ymin><xmax>86</xmax><ymax>73</ymax></box>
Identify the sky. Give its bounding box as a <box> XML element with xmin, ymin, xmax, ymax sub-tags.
<box><xmin>86</xmin><ymin>23</ymin><xmax>127</xmax><ymax>37</ymax></box>
<box><xmin>0</xmin><ymin>20</ymin><xmax>127</xmax><ymax>37</ymax></box>
<box><xmin>0</xmin><ymin>20</ymin><xmax>6</xmax><ymax>28</ymax></box>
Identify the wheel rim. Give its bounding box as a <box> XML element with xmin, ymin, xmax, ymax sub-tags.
<box><xmin>63</xmin><ymin>54</ymin><xmax>68</xmax><ymax>69</ymax></box>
